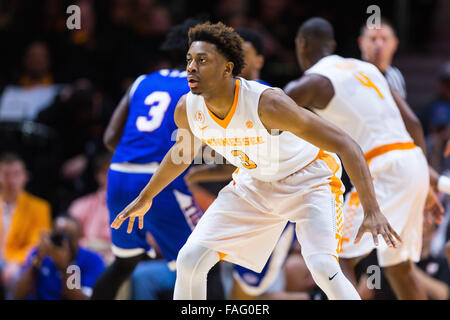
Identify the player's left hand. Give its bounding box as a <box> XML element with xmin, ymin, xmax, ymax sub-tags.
<box><xmin>111</xmin><ymin>196</ymin><xmax>152</xmax><ymax>233</ymax></box>
<box><xmin>355</xmin><ymin>209</ymin><xmax>402</xmax><ymax>248</ymax></box>
<box><xmin>424</xmin><ymin>188</ymin><xmax>444</xmax><ymax>225</ymax></box>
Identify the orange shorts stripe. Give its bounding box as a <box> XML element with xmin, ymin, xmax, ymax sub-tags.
<box><xmin>315</xmin><ymin>150</ymin><xmax>345</xmax><ymax>255</ymax></box>
<box><xmin>364</xmin><ymin>142</ymin><xmax>416</xmax><ymax>164</ymax></box>
<box><xmin>217</xmin><ymin>251</ymin><xmax>227</xmax><ymax>261</ymax></box>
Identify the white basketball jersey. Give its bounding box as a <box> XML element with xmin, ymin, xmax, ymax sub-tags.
<box><xmin>305</xmin><ymin>55</ymin><xmax>413</xmax><ymax>153</ymax></box>
<box><xmin>186</xmin><ymin>77</ymin><xmax>320</xmax><ymax>182</ymax></box>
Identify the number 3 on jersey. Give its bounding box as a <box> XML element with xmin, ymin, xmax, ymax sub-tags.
<box><xmin>231</xmin><ymin>150</ymin><xmax>257</xmax><ymax>169</ymax></box>
<box><xmin>136</xmin><ymin>91</ymin><xmax>171</xmax><ymax>132</ymax></box>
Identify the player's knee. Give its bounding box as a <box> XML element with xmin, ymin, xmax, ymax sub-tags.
<box><xmin>176</xmin><ymin>243</ymin><xmax>217</xmax><ymax>276</ymax></box>
<box><xmin>304</xmin><ymin>254</ymin><xmax>340</xmax><ymax>284</ymax></box>
<box><xmin>176</xmin><ymin>243</ymin><xmax>202</xmax><ymax>275</ymax></box>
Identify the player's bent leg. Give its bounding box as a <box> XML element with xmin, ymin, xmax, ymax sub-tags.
<box><xmin>383</xmin><ymin>260</ymin><xmax>427</xmax><ymax>300</ymax></box>
<box><xmin>91</xmin><ymin>254</ymin><xmax>145</xmax><ymax>300</ymax></box>
<box><xmin>303</xmin><ymin>253</ymin><xmax>361</xmax><ymax>300</ymax></box>
<box><xmin>173</xmin><ymin>242</ymin><xmax>220</xmax><ymax>300</ymax></box>
<box><xmin>339</xmin><ymin>256</ymin><xmax>364</xmax><ymax>287</ymax></box>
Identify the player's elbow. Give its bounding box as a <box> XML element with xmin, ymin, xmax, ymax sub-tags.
<box><xmin>103</xmin><ymin>130</ymin><xmax>117</xmax><ymax>152</ymax></box>
<box><xmin>336</xmin><ymin>134</ymin><xmax>364</xmax><ymax>161</ymax></box>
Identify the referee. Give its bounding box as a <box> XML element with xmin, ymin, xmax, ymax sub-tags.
<box><xmin>358</xmin><ymin>18</ymin><xmax>407</xmax><ymax>98</ymax></box>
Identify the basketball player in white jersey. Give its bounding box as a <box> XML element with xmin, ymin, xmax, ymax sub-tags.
<box><xmin>285</xmin><ymin>17</ymin><xmax>444</xmax><ymax>299</ymax></box>
<box><xmin>111</xmin><ymin>22</ymin><xmax>401</xmax><ymax>300</ymax></box>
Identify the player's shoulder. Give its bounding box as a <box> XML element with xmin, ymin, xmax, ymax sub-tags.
<box><xmin>350</xmin><ymin>57</ymin><xmax>382</xmax><ymax>75</ymax></box>
<box><xmin>238</xmin><ymin>77</ymin><xmax>273</xmax><ymax>102</ymax></box>
<box><xmin>175</xmin><ymin>93</ymin><xmax>189</xmax><ymax>116</ymax></box>
<box><xmin>259</xmin><ymin>86</ymin><xmax>288</xmax><ymax>114</ymax></box>
<box><xmin>130</xmin><ymin>69</ymin><xmax>188</xmax><ymax>99</ymax></box>
<box><xmin>174</xmin><ymin>94</ymin><xmax>188</xmax><ymax>124</ymax></box>
<box><xmin>134</xmin><ymin>69</ymin><xmax>187</xmax><ymax>87</ymax></box>
<box><xmin>145</xmin><ymin>69</ymin><xmax>186</xmax><ymax>84</ymax></box>
<box><xmin>239</xmin><ymin>77</ymin><xmax>270</xmax><ymax>90</ymax></box>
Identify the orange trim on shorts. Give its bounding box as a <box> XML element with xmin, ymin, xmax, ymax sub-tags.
<box><xmin>316</xmin><ymin>150</ymin><xmax>345</xmax><ymax>255</ymax></box>
<box><xmin>217</xmin><ymin>251</ymin><xmax>227</xmax><ymax>261</ymax></box>
<box><xmin>364</xmin><ymin>142</ymin><xmax>416</xmax><ymax>164</ymax></box>
<box><xmin>205</xmin><ymin>79</ymin><xmax>240</xmax><ymax>129</ymax></box>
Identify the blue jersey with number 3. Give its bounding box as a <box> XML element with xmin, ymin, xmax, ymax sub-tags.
<box><xmin>112</xmin><ymin>69</ymin><xmax>189</xmax><ymax>165</ymax></box>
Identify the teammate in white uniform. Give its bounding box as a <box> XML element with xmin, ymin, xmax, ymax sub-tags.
<box><xmin>111</xmin><ymin>22</ymin><xmax>401</xmax><ymax>300</ymax></box>
<box><xmin>285</xmin><ymin>17</ymin><xmax>444</xmax><ymax>299</ymax></box>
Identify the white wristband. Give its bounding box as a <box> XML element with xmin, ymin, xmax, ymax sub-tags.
<box><xmin>437</xmin><ymin>175</ymin><xmax>450</xmax><ymax>195</ymax></box>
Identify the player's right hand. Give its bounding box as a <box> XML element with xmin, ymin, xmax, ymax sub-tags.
<box><xmin>355</xmin><ymin>208</ymin><xmax>402</xmax><ymax>248</ymax></box>
<box><xmin>424</xmin><ymin>188</ymin><xmax>444</xmax><ymax>225</ymax></box>
<box><xmin>111</xmin><ymin>196</ymin><xmax>152</xmax><ymax>233</ymax></box>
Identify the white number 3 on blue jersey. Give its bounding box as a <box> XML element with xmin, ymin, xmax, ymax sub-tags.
<box><xmin>136</xmin><ymin>91</ymin><xmax>171</xmax><ymax>132</ymax></box>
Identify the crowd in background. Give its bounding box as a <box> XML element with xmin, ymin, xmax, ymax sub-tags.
<box><xmin>0</xmin><ymin>0</ymin><xmax>449</xmax><ymax>300</ymax></box>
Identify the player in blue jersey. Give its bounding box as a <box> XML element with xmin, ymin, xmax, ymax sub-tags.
<box><xmin>91</xmin><ymin>19</ymin><xmax>224</xmax><ymax>300</ymax></box>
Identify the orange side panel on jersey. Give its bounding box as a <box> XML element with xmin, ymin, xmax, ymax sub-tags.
<box><xmin>364</xmin><ymin>141</ymin><xmax>416</xmax><ymax>164</ymax></box>
<box><xmin>205</xmin><ymin>79</ymin><xmax>240</xmax><ymax>129</ymax></box>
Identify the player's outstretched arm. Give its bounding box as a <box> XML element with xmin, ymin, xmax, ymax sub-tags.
<box><xmin>258</xmin><ymin>89</ymin><xmax>401</xmax><ymax>248</ymax></box>
<box><xmin>111</xmin><ymin>95</ymin><xmax>203</xmax><ymax>233</ymax></box>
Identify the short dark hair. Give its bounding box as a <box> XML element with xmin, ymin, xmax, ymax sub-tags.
<box><xmin>0</xmin><ymin>152</ymin><xmax>25</xmax><ymax>166</ymax></box>
<box><xmin>188</xmin><ymin>22</ymin><xmax>245</xmax><ymax>76</ymax></box>
<box><xmin>360</xmin><ymin>17</ymin><xmax>397</xmax><ymax>37</ymax></box>
<box><xmin>54</xmin><ymin>213</ymin><xmax>83</xmax><ymax>236</ymax></box>
<box><xmin>236</xmin><ymin>28</ymin><xmax>264</xmax><ymax>55</ymax></box>
<box><xmin>297</xmin><ymin>17</ymin><xmax>334</xmax><ymax>42</ymax></box>
<box><xmin>160</xmin><ymin>19</ymin><xmax>202</xmax><ymax>67</ymax></box>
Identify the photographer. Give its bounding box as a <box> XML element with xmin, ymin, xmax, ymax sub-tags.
<box><xmin>12</xmin><ymin>215</ymin><xmax>105</xmax><ymax>300</ymax></box>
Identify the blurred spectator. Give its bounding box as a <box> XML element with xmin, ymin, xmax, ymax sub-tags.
<box><xmin>36</xmin><ymin>79</ymin><xmax>113</xmax><ymax>209</ymax></box>
<box><xmin>131</xmin><ymin>259</ymin><xmax>176</xmax><ymax>299</ymax></box>
<box><xmin>414</xmin><ymin>220</ymin><xmax>450</xmax><ymax>300</ymax></box>
<box><xmin>0</xmin><ymin>153</ymin><xmax>51</xmax><ymax>292</ymax></box>
<box><xmin>236</xmin><ymin>28</ymin><xmax>266</xmax><ymax>82</ymax></box>
<box><xmin>0</xmin><ymin>41</ymin><xmax>62</xmax><ymax>121</ymax></box>
<box><xmin>62</xmin><ymin>0</ymin><xmax>101</xmax><ymax>84</ymax></box>
<box><xmin>353</xmin><ymin>216</ymin><xmax>450</xmax><ymax>300</ymax></box>
<box><xmin>358</xmin><ymin>18</ymin><xmax>407</xmax><ymax>99</ymax></box>
<box><xmin>12</xmin><ymin>215</ymin><xmax>105</xmax><ymax>300</ymax></box>
<box><xmin>130</xmin><ymin>232</ymin><xmax>175</xmax><ymax>300</ymax></box>
<box><xmin>68</xmin><ymin>152</ymin><xmax>112</xmax><ymax>264</ymax></box>
<box><xmin>215</xmin><ymin>0</ymin><xmax>250</xmax><ymax>29</ymax></box>
<box><xmin>423</xmin><ymin>62</ymin><xmax>450</xmax><ymax>173</ymax></box>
